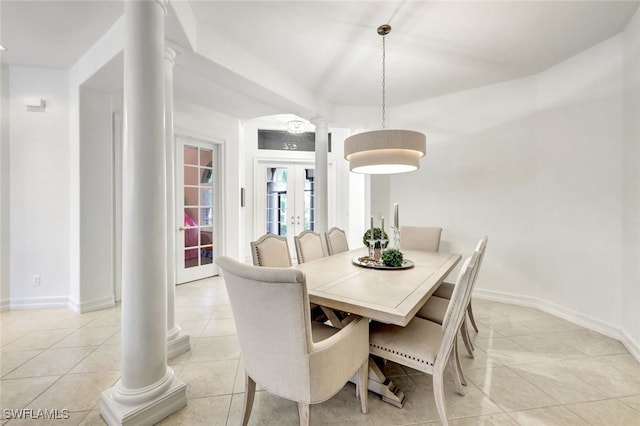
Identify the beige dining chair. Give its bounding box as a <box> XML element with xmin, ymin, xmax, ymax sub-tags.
<box><xmin>400</xmin><ymin>226</ymin><xmax>443</xmax><ymax>252</ymax></box>
<box><xmin>325</xmin><ymin>227</ymin><xmax>349</xmax><ymax>255</ymax></box>
<box><xmin>294</xmin><ymin>230</ymin><xmax>325</xmax><ymax>264</ymax></box>
<box><xmin>216</xmin><ymin>256</ymin><xmax>370</xmax><ymax>426</ymax></box>
<box><xmin>368</xmin><ymin>253</ymin><xmax>479</xmax><ymax>426</ymax></box>
<box><xmin>421</xmin><ymin>236</ymin><xmax>488</xmax><ymax>358</ymax></box>
<box><xmin>250</xmin><ymin>234</ymin><xmax>292</xmax><ymax>267</ymax></box>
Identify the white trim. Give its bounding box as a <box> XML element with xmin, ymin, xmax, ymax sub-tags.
<box><xmin>69</xmin><ymin>295</ymin><xmax>116</xmax><ymax>313</ymax></box>
<box><xmin>9</xmin><ymin>296</ymin><xmax>70</xmax><ymax>310</ymax></box>
<box><xmin>620</xmin><ymin>328</ymin><xmax>640</xmax><ymax>363</ymax></box>
<box><xmin>0</xmin><ymin>298</ymin><xmax>9</xmax><ymax>312</ymax></box>
<box><xmin>474</xmin><ymin>288</ymin><xmax>640</xmax><ymax>363</ymax></box>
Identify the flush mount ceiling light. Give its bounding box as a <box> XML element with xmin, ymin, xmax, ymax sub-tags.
<box><xmin>344</xmin><ymin>24</ymin><xmax>426</xmax><ymax>174</ymax></box>
<box><xmin>0</xmin><ymin>45</ymin><xmax>6</xmax><ymax>51</ymax></box>
<box><xmin>286</xmin><ymin>119</ymin><xmax>305</xmax><ymax>134</ymax></box>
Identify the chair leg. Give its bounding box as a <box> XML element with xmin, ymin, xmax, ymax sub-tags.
<box><xmin>358</xmin><ymin>359</ymin><xmax>369</xmax><ymax>414</ymax></box>
<box><xmin>461</xmin><ymin>319</ymin><xmax>475</xmax><ymax>358</ymax></box>
<box><xmin>468</xmin><ymin>301</ymin><xmax>479</xmax><ymax>333</ymax></box>
<box><xmin>242</xmin><ymin>374</ymin><xmax>256</xmax><ymax>426</ymax></box>
<box><xmin>297</xmin><ymin>402</ymin><xmax>310</xmax><ymax>426</ymax></box>
<box><xmin>454</xmin><ymin>338</ymin><xmax>467</xmax><ymax>386</ymax></box>
<box><xmin>433</xmin><ymin>365</ymin><xmax>450</xmax><ymax>426</ymax></box>
<box><xmin>449</xmin><ymin>350</ymin><xmax>465</xmax><ymax>396</ymax></box>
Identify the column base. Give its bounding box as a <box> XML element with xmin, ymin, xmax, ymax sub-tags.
<box><xmin>167</xmin><ymin>331</ymin><xmax>191</xmax><ymax>359</ymax></box>
<box><xmin>101</xmin><ymin>374</ymin><xmax>187</xmax><ymax>426</ymax></box>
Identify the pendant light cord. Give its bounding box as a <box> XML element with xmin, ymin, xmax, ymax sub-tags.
<box><xmin>381</xmin><ymin>32</ymin><xmax>386</xmax><ymax>129</ymax></box>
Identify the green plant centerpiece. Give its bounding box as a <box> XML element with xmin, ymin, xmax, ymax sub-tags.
<box><xmin>381</xmin><ymin>248</ymin><xmax>404</xmax><ymax>267</ymax></box>
<box><xmin>362</xmin><ymin>227</ymin><xmax>389</xmax><ymax>249</ymax></box>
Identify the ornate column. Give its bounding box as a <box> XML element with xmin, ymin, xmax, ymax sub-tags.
<box><xmin>164</xmin><ymin>45</ymin><xmax>190</xmax><ymax>358</ymax></box>
<box><xmin>313</xmin><ymin>118</ymin><xmax>329</xmax><ymax>240</ymax></box>
<box><xmin>101</xmin><ymin>1</ymin><xmax>187</xmax><ymax>424</ymax></box>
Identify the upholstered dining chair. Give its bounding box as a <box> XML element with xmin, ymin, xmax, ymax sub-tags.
<box><xmin>250</xmin><ymin>234</ymin><xmax>292</xmax><ymax>267</ymax></box>
<box><xmin>419</xmin><ymin>236</ymin><xmax>488</xmax><ymax>358</ymax></box>
<box><xmin>399</xmin><ymin>226</ymin><xmax>443</xmax><ymax>252</ymax></box>
<box><xmin>294</xmin><ymin>230</ymin><xmax>325</xmax><ymax>264</ymax></box>
<box><xmin>325</xmin><ymin>227</ymin><xmax>349</xmax><ymax>255</ymax></box>
<box><xmin>368</xmin><ymin>253</ymin><xmax>479</xmax><ymax>426</ymax></box>
<box><xmin>216</xmin><ymin>256</ymin><xmax>370</xmax><ymax>426</ymax></box>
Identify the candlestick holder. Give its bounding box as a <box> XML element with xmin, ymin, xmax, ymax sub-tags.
<box><xmin>367</xmin><ymin>239</ymin><xmax>377</xmax><ymax>260</ymax></box>
<box><xmin>391</xmin><ymin>226</ymin><xmax>401</xmax><ymax>250</ymax></box>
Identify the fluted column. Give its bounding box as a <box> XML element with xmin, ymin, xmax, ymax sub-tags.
<box><xmin>165</xmin><ymin>45</ymin><xmax>190</xmax><ymax>358</ymax></box>
<box><xmin>101</xmin><ymin>1</ymin><xmax>186</xmax><ymax>424</ymax></box>
<box><xmin>313</xmin><ymin>118</ymin><xmax>329</xmax><ymax>241</ymax></box>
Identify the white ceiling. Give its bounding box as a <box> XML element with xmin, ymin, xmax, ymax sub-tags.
<box><xmin>1</xmin><ymin>0</ymin><xmax>638</xmax><ymax>118</ymax></box>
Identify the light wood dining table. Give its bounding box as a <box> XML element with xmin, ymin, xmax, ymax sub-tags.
<box><xmin>296</xmin><ymin>247</ymin><xmax>461</xmax><ymax>407</ymax></box>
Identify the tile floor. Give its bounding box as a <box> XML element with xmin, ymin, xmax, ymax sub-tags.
<box><xmin>1</xmin><ymin>276</ymin><xmax>640</xmax><ymax>425</ymax></box>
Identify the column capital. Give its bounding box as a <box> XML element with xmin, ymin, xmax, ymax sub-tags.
<box><xmin>154</xmin><ymin>0</ymin><xmax>168</xmax><ymax>14</ymax></box>
<box><xmin>311</xmin><ymin>117</ymin><xmax>329</xmax><ymax>128</ymax></box>
<box><xmin>164</xmin><ymin>46</ymin><xmax>177</xmax><ymax>66</ymax></box>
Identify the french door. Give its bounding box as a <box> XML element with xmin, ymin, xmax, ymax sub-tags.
<box><xmin>176</xmin><ymin>137</ymin><xmax>220</xmax><ymax>283</ymax></box>
<box><xmin>256</xmin><ymin>160</ymin><xmax>333</xmax><ymax>259</ymax></box>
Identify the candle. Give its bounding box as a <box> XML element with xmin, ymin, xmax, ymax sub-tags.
<box><xmin>394</xmin><ymin>203</ymin><xmax>399</xmax><ymax>228</ymax></box>
<box><xmin>370</xmin><ymin>216</ymin><xmax>374</xmax><ymax>242</ymax></box>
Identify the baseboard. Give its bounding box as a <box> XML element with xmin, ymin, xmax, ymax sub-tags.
<box><xmin>0</xmin><ymin>298</ymin><xmax>9</xmax><ymax>311</ymax></box>
<box><xmin>68</xmin><ymin>295</ymin><xmax>116</xmax><ymax>313</ymax></box>
<box><xmin>474</xmin><ymin>288</ymin><xmax>640</xmax><ymax>363</ymax></box>
<box><xmin>9</xmin><ymin>295</ymin><xmax>70</xmax><ymax>310</ymax></box>
<box><xmin>620</xmin><ymin>328</ymin><xmax>640</xmax><ymax>362</ymax></box>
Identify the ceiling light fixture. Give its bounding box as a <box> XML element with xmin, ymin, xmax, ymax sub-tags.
<box><xmin>286</xmin><ymin>119</ymin><xmax>305</xmax><ymax>134</ymax></box>
<box><xmin>344</xmin><ymin>24</ymin><xmax>426</xmax><ymax>174</ymax></box>
<box><xmin>0</xmin><ymin>45</ymin><xmax>6</xmax><ymax>51</ymax></box>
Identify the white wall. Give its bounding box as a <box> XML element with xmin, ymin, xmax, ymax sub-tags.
<box><xmin>382</xmin><ymin>23</ymin><xmax>639</xmax><ymax>357</ymax></box>
<box><xmin>0</xmin><ymin>64</ymin><xmax>10</xmax><ymax>309</ymax></box>
<box><xmin>9</xmin><ymin>66</ymin><xmax>71</xmax><ymax>308</ymax></box>
<box><xmin>621</xmin><ymin>7</ymin><xmax>640</xmax><ymax>354</ymax></box>
<box><xmin>76</xmin><ymin>87</ymin><xmax>115</xmax><ymax>312</ymax></box>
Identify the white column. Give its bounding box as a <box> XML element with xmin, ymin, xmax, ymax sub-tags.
<box><xmin>313</xmin><ymin>118</ymin><xmax>329</xmax><ymax>241</ymax></box>
<box><xmin>101</xmin><ymin>1</ymin><xmax>186</xmax><ymax>424</ymax></box>
<box><xmin>164</xmin><ymin>45</ymin><xmax>190</xmax><ymax>359</ymax></box>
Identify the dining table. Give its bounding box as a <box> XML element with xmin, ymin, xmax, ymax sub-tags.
<box><xmin>295</xmin><ymin>247</ymin><xmax>461</xmax><ymax>407</ymax></box>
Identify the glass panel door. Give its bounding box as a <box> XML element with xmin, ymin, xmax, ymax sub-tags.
<box><xmin>177</xmin><ymin>139</ymin><xmax>218</xmax><ymax>283</ymax></box>
<box><xmin>261</xmin><ymin>163</ymin><xmax>315</xmax><ymax>259</ymax></box>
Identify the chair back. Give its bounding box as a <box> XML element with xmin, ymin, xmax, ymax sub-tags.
<box><xmin>400</xmin><ymin>226</ymin><xmax>442</xmax><ymax>252</ymax></box>
<box><xmin>325</xmin><ymin>227</ymin><xmax>349</xmax><ymax>255</ymax></box>
<box><xmin>216</xmin><ymin>256</ymin><xmax>313</xmax><ymax>401</ymax></box>
<box><xmin>250</xmin><ymin>234</ymin><xmax>292</xmax><ymax>267</ymax></box>
<box><xmin>438</xmin><ymin>252</ymin><xmax>479</xmax><ymax>366</ymax></box>
<box><xmin>470</xmin><ymin>236</ymin><xmax>488</xmax><ymax>289</ymax></box>
<box><xmin>294</xmin><ymin>230</ymin><xmax>325</xmax><ymax>264</ymax></box>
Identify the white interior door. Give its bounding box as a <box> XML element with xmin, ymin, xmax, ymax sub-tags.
<box><xmin>176</xmin><ymin>137</ymin><xmax>220</xmax><ymax>283</ymax></box>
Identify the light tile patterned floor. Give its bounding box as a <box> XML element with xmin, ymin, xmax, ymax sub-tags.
<box><xmin>1</xmin><ymin>276</ymin><xmax>639</xmax><ymax>425</ymax></box>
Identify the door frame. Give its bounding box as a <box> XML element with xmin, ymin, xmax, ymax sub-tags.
<box><xmin>175</xmin><ymin>134</ymin><xmax>224</xmax><ymax>283</ymax></box>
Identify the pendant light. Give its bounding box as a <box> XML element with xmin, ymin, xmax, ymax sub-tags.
<box><xmin>344</xmin><ymin>24</ymin><xmax>426</xmax><ymax>174</ymax></box>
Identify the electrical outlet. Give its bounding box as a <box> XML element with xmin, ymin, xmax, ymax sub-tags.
<box><xmin>32</xmin><ymin>275</ymin><xmax>40</xmax><ymax>286</ymax></box>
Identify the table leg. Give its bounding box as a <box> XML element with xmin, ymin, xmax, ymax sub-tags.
<box><xmin>351</xmin><ymin>357</ymin><xmax>406</xmax><ymax>408</ymax></box>
<box><xmin>320</xmin><ymin>306</ymin><xmax>345</xmax><ymax>329</ymax></box>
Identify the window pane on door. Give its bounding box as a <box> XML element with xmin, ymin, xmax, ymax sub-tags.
<box><xmin>304</xmin><ymin>168</ymin><xmax>315</xmax><ymax>231</ymax></box>
<box><xmin>267</xmin><ymin>167</ymin><xmax>288</xmax><ymax>236</ymax></box>
<box><xmin>184</xmin><ymin>145</ymin><xmax>216</xmax><ymax>269</ymax></box>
